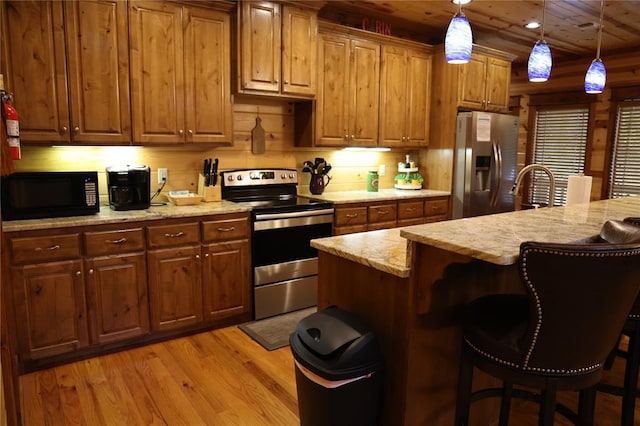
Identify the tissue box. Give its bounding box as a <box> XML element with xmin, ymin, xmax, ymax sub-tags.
<box><xmin>197</xmin><ymin>174</ymin><xmax>222</xmax><ymax>202</ymax></box>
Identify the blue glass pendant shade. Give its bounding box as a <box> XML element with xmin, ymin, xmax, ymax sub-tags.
<box><xmin>527</xmin><ymin>41</ymin><xmax>552</xmax><ymax>82</ymax></box>
<box><xmin>584</xmin><ymin>59</ymin><xmax>606</xmax><ymax>94</ymax></box>
<box><xmin>445</xmin><ymin>14</ymin><xmax>473</xmax><ymax>64</ymax></box>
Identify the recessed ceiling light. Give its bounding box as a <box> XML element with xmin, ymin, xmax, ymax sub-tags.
<box><xmin>451</xmin><ymin>0</ymin><xmax>473</xmax><ymax>4</ymax></box>
<box><xmin>525</xmin><ymin>21</ymin><xmax>542</xmax><ymax>29</ymax></box>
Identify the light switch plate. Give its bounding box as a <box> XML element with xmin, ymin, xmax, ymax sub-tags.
<box><xmin>158</xmin><ymin>168</ymin><xmax>168</xmax><ymax>184</ymax></box>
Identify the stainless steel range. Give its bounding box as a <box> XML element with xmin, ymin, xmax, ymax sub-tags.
<box><xmin>221</xmin><ymin>168</ymin><xmax>334</xmax><ymax>320</ymax></box>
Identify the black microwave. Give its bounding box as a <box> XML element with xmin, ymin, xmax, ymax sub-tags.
<box><xmin>1</xmin><ymin>171</ymin><xmax>100</xmax><ymax>220</ymax></box>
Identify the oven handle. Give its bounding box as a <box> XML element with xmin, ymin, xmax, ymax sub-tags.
<box><xmin>254</xmin><ymin>209</ymin><xmax>334</xmax><ymax>231</ymax></box>
<box><xmin>254</xmin><ymin>208</ymin><xmax>335</xmax><ymax>221</ymax></box>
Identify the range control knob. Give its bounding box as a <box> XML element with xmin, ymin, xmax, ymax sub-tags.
<box><xmin>281</xmin><ymin>173</ymin><xmax>286</xmax><ymax>180</ymax></box>
<box><xmin>236</xmin><ymin>175</ymin><xmax>243</xmax><ymax>181</ymax></box>
<box><xmin>289</xmin><ymin>173</ymin><xmax>295</xmax><ymax>179</ymax></box>
<box><xmin>227</xmin><ymin>175</ymin><xmax>234</xmax><ymax>181</ymax></box>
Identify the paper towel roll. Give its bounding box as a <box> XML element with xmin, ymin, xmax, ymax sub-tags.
<box><xmin>566</xmin><ymin>174</ymin><xmax>592</xmax><ymax>205</ymax></box>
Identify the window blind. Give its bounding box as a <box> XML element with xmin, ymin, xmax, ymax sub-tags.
<box><xmin>531</xmin><ymin>107</ymin><xmax>589</xmax><ymax>206</ymax></box>
<box><xmin>609</xmin><ymin>101</ymin><xmax>640</xmax><ymax>198</ymax></box>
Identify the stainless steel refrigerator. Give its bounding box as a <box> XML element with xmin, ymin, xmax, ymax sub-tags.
<box><xmin>452</xmin><ymin>111</ymin><xmax>519</xmax><ymax>218</ymax></box>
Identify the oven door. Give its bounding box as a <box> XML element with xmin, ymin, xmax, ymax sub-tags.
<box><xmin>252</xmin><ymin>208</ymin><xmax>333</xmax><ymax>319</ymax></box>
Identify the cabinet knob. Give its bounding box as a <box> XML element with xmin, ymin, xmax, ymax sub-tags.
<box><xmin>284</xmin><ymin>80</ymin><xmax>288</xmax><ymax>84</ymax></box>
<box><xmin>350</xmin><ymin>135</ymin><xmax>354</xmax><ymax>140</ymax></box>
<box><xmin>179</xmin><ymin>129</ymin><xmax>184</xmax><ymax>135</ymax></box>
<box><xmin>74</xmin><ymin>126</ymin><xmax>80</xmax><ymax>133</ymax></box>
<box><xmin>275</xmin><ymin>79</ymin><xmax>279</xmax><ymax>84</ymax></box>
<box><xmin>204</xmin><ymin>253</ymin><xmax>209</xmax><ymax>258</ymax></box>
<box><xmin>195</xmin><ymin>254</ymin><xmax>200</xmax><ymax>260</ymax></box>
<box><xmin>188</xmin><ymin>129</ymin><xmax>193</xmax><ymax>135</ymax></box>
<box><xmin>61</xmin><ymin>126</ymin><xmax>68</xmax><ymax>134</ymax></box>
<box><xmin>89</xmin><ymin>269</ymin><xmax>94</xmax><ymax>274</ymax></box>
<box><xmin>76</xmin><ymin>271</ymin><xmax>81</xmax><ymax>276</ymax></box>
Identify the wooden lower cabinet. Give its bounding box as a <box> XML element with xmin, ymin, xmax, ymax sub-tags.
<box><xmin>147</xmin><ymin>245</ymin><xmax>203</xmax><ymax>332</ymax></box>
<box><xmin>4</xmin><ymin>212</ymin><xmax>251</xmax><ymax>369</ymax></box>
<box><xmin>85</xmin><ymin>253</ymin><xmax>149</xmax><ymax>344</ymax></box>
<box><xmin>334</xmin><ymin>196</ymin><xmax>450</xmax><ymax>235</ymax></box>
<box><xmin>11</xmin><ymin>260</ymin><xmax>89</xmax><ymax>360</ymax></box>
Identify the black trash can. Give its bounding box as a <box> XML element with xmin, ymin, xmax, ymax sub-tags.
<box><xmin>289</xmin><ymin>305</ymin><xmax>384</xmax><ymax>426</ymax></box>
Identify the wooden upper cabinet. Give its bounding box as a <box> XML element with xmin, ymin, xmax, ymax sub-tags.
<box><xmin>316</xmin><ymin>33</ymin><xmax>380</xmax><ymax>147</ymax></box>
<box><xmin>238</xmin><ymin>1</ymin><xmax>317</xmax><ymax>98</ymax></box>
<box><xmin>1</xmin><ymin>0</ymin><xmax>131</xmax><ymax>144</ymax></box>
<box><xmin>129</xmin><ymin>1</ymin><xmax>232</xmax><ymax>144</ymax></box>
<box><xmin>379</xmin><ymin>45</ymin><xmax>432</xmax><ymax>147</ymax></box>
<box><xmin>458</xmin><ymin>53</ymin><xmax>511</xmax><ymax>112</ymax></box>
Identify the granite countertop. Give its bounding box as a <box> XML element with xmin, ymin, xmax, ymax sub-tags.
<box><xmin>2</xmin><ymin>201</ymin><xmax>250</xmax><ymax>232</ymax></box>
<box><xmin>311</xmin><ymin>197</ymin><xmax>640</xmax><ymax>277</ymax></box>
<box><xmin>310</xmin><ymin>228</ymin><xmax>413</xmax><ymax>278</ymax></box>
<box><xmin>298</xmin><ymin>188</ymin><xmax>450</xmax><ymax>204</ymax></box>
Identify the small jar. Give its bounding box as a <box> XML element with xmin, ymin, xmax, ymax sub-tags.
<box><xmin>367</xmin><ymin>171</ymin><xmax>379</xmax><ymax>192</ymax></box>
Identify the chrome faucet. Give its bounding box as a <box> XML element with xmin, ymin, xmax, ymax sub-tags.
<box><xmin>510</xmin><ymin>164</ymin><xmax>556</xmax><ymax>207</ymax></box>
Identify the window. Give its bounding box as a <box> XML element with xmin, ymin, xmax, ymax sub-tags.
<box><xmin>530</xmin><ymin>106</ymin><xmax>589</xmax><ymax>206</ymax></box>
<box><xmin>609</xmin><ymin>100</ymin><xmax>640</xmax><ymax>198</ymax></box>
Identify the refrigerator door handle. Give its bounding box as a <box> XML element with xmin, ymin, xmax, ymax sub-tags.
<box><xmin>490</xmin><ymin>141</ymin><xmax>503</xmax><ymax>207</ymax></box>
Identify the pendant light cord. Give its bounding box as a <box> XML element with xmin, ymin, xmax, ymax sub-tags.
<box><xmin>596</xmin><ymin>0</ymin><xmax>605</xmax><ymax>59</ymax></box>
<box><xmin>540</xmin><ymin>0</ymin><xmax>547</xmax><ymax>41</ymax></box>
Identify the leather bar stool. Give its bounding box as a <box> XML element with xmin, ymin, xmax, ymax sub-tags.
<box><xmin>454</xmin><ymin>239</ymin><xmax>640</xmax><ymax>426</ymax></box>
<box><xmin>597</xmin><ymin>218</ymin><xmax>640</xmax><ymax>426</ymax></box>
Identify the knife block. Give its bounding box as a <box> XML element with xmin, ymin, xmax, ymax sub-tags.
<box><xmin>197</xmin><ymin>174</ymin><xmax>221</xmax><ymax>202</ymax></box>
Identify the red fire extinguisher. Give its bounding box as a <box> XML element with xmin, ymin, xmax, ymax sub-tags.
<box><xmin>1</xmin><ymin>91</ymin><xmax>21</xmax><ymax>160</ymax></box>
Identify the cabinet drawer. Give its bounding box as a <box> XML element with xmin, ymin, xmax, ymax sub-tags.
<box><xmin>334</xmin><ymin>224</ymin><xmax>368</xmax><ymax>236</ymax></box>
<box><xmin>368</xmin><ymin>204</ymin><xmax>397</xmax><ymax>224</ymax></box>
<box><xmin>335</xmin><ymin>207</ymin><xmax>368</xmax><ymax>227</ymax></box>
<box><xmin>424</xmin><ymin>199</ymin><xmax>449</xmax><ymax>217</ymax></box>
<box><xmin>398</xmin><ymin>201</ymin><xmax>424</xmax><ymax>220</ymax></box>
<box><xmin>10</xmin><ymin>233</ymin><xmax>81</xmax><ymax>264</ymax></box>
<box><xmin>84</xmin><ymin>228</ymin><xmax>145</xmax><ymax>256</ymax></box>
<box><xmin>202</xmin><ymin>217</ymin><xmax>250</xmax><ymax>242</ymax></box>
<box><xmin>147</xmin><ymin>223</ymin><xmax>200</xmax><ymax>248</ymax></box>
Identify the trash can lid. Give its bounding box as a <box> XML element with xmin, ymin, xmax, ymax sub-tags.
<box><xmin>290</xmin><ymin>306</ymin><xmax>383</xmax><ymax>380</ymax></box>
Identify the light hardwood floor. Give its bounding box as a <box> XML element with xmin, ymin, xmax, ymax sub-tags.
<box><xmin>19</xmin><ymin>325</ymin><xmax>639</xmax><ymax>425</ymax></box>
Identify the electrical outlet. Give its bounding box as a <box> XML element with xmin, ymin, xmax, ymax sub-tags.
<box><xmin>158</xmin><ymin>168</ymin><xmax>168</xmax><ymax>184</ymax></box>
<box><xmin>378</xmin><ymin>164</ymin><xmax>386</xmax><ymax>176</ymax></box>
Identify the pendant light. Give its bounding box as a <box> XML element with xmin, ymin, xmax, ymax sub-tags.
<box><xmin>445</xmin><ymin>0</ymin><xmax>473</xmax><ymax>64</ymax></box>
<box><xmin>585</xmin><ymin>0</ymin><xmax>606</xmax><ymax>94</ymax></box>
<box><xmin>527</xmin><ymin>0</ymin><xmax>552</xmax><ymax>82</ymax></box>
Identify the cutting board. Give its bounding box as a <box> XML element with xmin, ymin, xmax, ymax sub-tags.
<box><xmin>251</xmin><ymin>117</ymin><xmax>265</xmax><ymax>154</ymax></box>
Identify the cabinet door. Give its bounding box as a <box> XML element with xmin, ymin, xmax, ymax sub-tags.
<box><xmin>147</xmin><ymin>246</ymin><xmax>202</xmax><ymax>331</ymax></box>
<box><xmin>11</xmin><ymin>260</ymin><xmax>88</xmax><ymax>360</ymax></box>
<box><xmin>349</xmin><ymin>39</ymin><xmax>380</xmax><ymax>147</ymax></box>
<box><xmin>64</xmin><ymin>1</ymin><xmax>131</xmax><ymax>144</ymax></box>
<box><xmin>458</xmin><ymin>54</ymin><xmax>487</xmax><ymax>111</ymax></box>
<box><xmin>485</xmin><ymin>57</ymin><xmax>511</xmax><ymax>112</ymax></box>
<box><xmin>379</xmin><ymin>45</ymin><xmax>407</xmax><ymax>147</ymax></box>
<box><xmin>239</xmin><ymin>1</ymin><xmax>281</xmax><ymax>93</ymax></box>
<box><xmin>316</xmin><ymin>33</ymin><xmax>350</xmax><ymax>146</ymax></box>
<box><xmin>1</xmin><ymin>1</ymin><xmax>69</xmax><ymax>143</ymax></box>
<box><xmin>85</xmin><ymin>253</ymin><xmax>150</xmax><ymax>345</ymax></box>
<box><xmin>129</xmin><ymin>1</ymin><xmax>185</xmax><ymax>143</ymax></box>
<box><xmin>184</xmin><ymin>6</ymin><xmax>233</xmax><ymax>144</ymax></box>
<box><xmin>202</xmin><ymin>240</ymin><xmax>251</xmax><ymax>321</ymax></box>
<box><xmin>281</xmin><ymin>5</ymin><xmax>317</xmax><ymax>97</ymax></box>
<box><xmin>405</xmin><ymin>49</ymin><xmax>432</xmax><ymax>146</ymax></box>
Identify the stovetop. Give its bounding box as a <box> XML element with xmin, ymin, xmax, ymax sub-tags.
<box><xmin>221</xmin><ymin>168</ymin><xmax>333</xmax><ymax>214</ymax></box>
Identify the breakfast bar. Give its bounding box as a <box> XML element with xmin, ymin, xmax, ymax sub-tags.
<box><xmin>310</xmin><ymin>197</ymin><xmax>640</xmax><ymax>425</ymax></box>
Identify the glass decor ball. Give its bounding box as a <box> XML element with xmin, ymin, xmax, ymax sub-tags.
<box><xmin>528</xmin><ymin>41</ymin><xmax>552</xmax><ymax>82</ymax></box>
<box><xmin>585</xmin><ymin>59</ymin><xmax>606</xmax><ymax>94</ymax></box>
<box><xmin>445</xmin><ymin>14</ymin><xmax>473</xmax><ymax>64</ymax></box>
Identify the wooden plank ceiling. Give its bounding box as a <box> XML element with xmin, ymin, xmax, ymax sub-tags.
<box><xmin>318</xmin><ymin>1</ymin><xmax>640</xmax><ymax>65</ymax></box>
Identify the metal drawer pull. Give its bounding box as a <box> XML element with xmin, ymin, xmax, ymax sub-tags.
<box><xmin>105</xmin><ymin>238</ymin><xmax>127</xmax><ymax>244</ymax></box>
<box><xmin>35</xmin><ymin>244</ymin><xmax>60</xmax><ymax>252</ymax></box>
<box><xmin>164</xmin><ymin>232</ymin><xmax>185</xmax><ymax>238</ymax></box>
<box><xmin>377</xmin><ymin>210</ymin><xmax>390</xmax><ymax>215</ymax></box>
<box><xmin>345</xmin><ymin>213</ymin><xmax>359</xmax><ymax>218</ymax></box>
<box><xmin>217</xmin><ymin>227</ymin><xmax>236</xmax><ymax>232</ymax></box>
<box><xmin>405</xmin><ymin>207</ymin><xmax>416</xmax><ymax>212</ymax></box>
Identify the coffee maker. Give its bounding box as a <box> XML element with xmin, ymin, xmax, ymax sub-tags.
<box><xmin>106</xmin><ymin>165</ymin><xmax>150</xmax><ymax>211</ymax></box>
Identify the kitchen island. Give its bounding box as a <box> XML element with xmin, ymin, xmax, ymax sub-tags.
<box><xmin>310</xmin><ymin>196</ymin><xmax>640</xmax><ymax>426</ymax></box>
